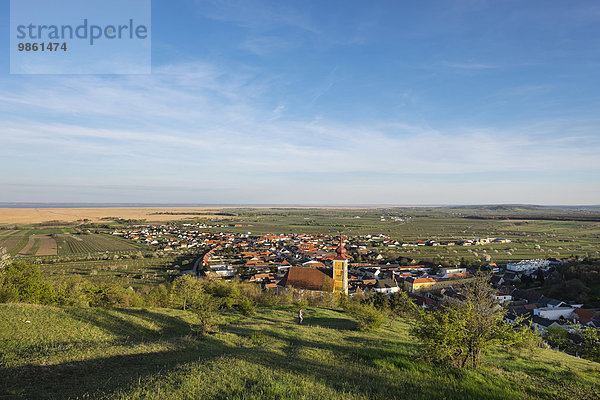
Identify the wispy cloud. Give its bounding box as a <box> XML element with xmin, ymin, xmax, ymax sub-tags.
<box><xmin>442</xmin><ymin>61</ymin><xmax>498</xmax><ymax>70</ymax></box>
<box><xmin>0</xmin><ymin>59</ymin><xmax>599</xmax><ymax>203</ymax></box>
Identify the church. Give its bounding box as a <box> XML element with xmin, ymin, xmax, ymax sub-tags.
<box><xmin>277</xmin><ymin>237</ymin><xmax>349</xmax><ymax>294</ymax></box>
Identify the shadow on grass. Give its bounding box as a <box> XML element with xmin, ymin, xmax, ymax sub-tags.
<box><xmin>67</xmin><ymin>307</ymin><xmax>191</xmax><ymax>342</ymax></box>
<box><xmin>304</xmin><ymin>316</ymin><xmax>358</xmax><ymax>331</ymax></box>
<box><xmin>1</xmin><ymin>309</ymin><xmax>539</xmax><ymax>400</ymax></box>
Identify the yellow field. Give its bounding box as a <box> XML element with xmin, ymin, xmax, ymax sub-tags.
<box><xmin>0</xmin><ymin>207</ymin><xmax>233</xmax><ymax>225</ymax></box>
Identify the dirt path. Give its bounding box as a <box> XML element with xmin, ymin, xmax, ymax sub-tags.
<box><xmin>18</xmin><ymin>236</ymin><xmax>36</xmax><ymax>255</ymax></box>
<box><xmin>35</xmin><ymin>236</ymin><xmax>58</xmax><ymax>256</ymax></box>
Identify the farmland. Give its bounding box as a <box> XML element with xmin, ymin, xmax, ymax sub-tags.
<box><xmin>39</xmin><ymin>252</ymin><xmax>199</xmax><ymax>288</ymax></box>
<box><xmin>0</xmin><ymin>205</ymin><xmax>599</xmax><ymax>291</ymax></box>
<box><xmin>54</xmin><ymin>234</ymin><xmax>143</xmax><ymax>255</ymax></box>
<box><xmin>0</xmin><ymin>207</ymin><xmax>233</xmax><ymax>225</ymax></box>
<box><xmin>0</xmin><ymin>229</ymin><xmax>145</xmax><ymax>257</ymax></box>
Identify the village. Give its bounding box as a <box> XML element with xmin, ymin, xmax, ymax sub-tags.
<box><xmin>112</xmin><ymin>223</ymin><xmax>600</xmax><ymax>348</ymax></box>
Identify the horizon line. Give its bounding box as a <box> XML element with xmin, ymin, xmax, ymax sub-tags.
<box><xmin>0</xmin><ymin>202</ymin><xmax>599</xmax><ymax>208</ymax></box>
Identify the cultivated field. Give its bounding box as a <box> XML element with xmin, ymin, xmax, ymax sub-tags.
<box><xmin>38</xmin><ymin>252</ymin><xmax>197</xmax><ymax>288</ymax></box>
<box><xmin>0</xmin><ymin>229</ymin><xmax>145</xmax><ymax>257</ymax></box>
<box><xmin>1</xmin><ymin>206</ymin><xmax>598</xmax><ymax>289</ymax></box>
<box><xmin>54</xmin><ymin>234</ymin><xmax>143</xmax><ymax>255</ymax></box>
<box><xmin>0</xmin><ymin>207</ymin><xmax>234</xmax><ymax>224</ymax></box>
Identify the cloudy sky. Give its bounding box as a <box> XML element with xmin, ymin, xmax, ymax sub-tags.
<box><xmin>1</xmin><ymin>0</ymin><xmax>599</xmax><ymax>205</ymax></box>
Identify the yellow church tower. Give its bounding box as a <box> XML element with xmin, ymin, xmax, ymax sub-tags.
<box><xmin>333</xmin><ymin>236</ymin><xmax>349</xmax><ymax>294</ymax></box>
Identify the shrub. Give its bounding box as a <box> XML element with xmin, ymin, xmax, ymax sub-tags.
<box><xmin>573</xmin><ymin>325</ymin><xmax>600</xmax><ymax>362</ymax></box>
<box><xmin>86</xmin><ymin>284</ymin><xmax>124</xmax><ymax>308</ymax></box>
<box><xmin>344</xmin><ymin>301</ymin><xmax>386</xmax><ymax>331</ymax></box>
<box><xmin>235</xmin><ymin>296</ymin><xmax>256</xmax><ymax>316</ymax></box>
<box><xmin>389</xmin><ymin>291</ymin><xmax>420</xmax><ymax>319</ymax></box>
<box><xmin>410</xmin><ymin>273</ymin><xmax>538</xmax><ymax>369</ymax></box>
<box><xmin>191</xmin><ymin>292</ymin><xmax>221</xmax><ymax>336</ymax></box>
<box><xmin>144</xmin><ymin>284</ymin><xmax>171</xmax><ymax>308</ymax></box>
<box><xmin>172</xmin><ymin>275</ymin><xmax>204</xmax><ymax>310</ymax></box>
<box><xmin>54</xmin><ymin>276</ymin><xmax>94</xmax><ymax>307</ymax></box>
<box><xmin>293</xmin><ymin>299</ymin><xmax>308</xmax><ymax>312</ymax></box>
<box><xmin>203</xmin><ymin>280</ymin><xmax>241</xmax><ymax>309</ymax></box>
<box><xmin>0</xmin><ymin>262</ymin><xmax>56</xmax><ymax>305</ymax></box>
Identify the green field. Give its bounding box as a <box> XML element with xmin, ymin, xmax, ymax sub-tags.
<box><xmin>39</xmin><ymin>253</ymin><xmax>199</xmax><ymax>288</ymax></box>
<box><xmin>203</xmin><ymin>207</ymin><xmax>600</xmax><ymax>263</ymax></box>
<box><xmin>54</xmin><ymin>234</ymin><xmax>143</xmax><ymax>255</ymax></box>
<box><xmin>1</xmin><ymin>206</ymin><xmax>599</xmax><ymax>289</ymax></box>
<box><xmin>1</xmin><ymin>303</ymin><xmax>598</xmax><ymax>399</ymax></box>
<box><xmin>0</xmin><ymin>229</ymin><xmax>144</xmax><ymax>257</ymax></box>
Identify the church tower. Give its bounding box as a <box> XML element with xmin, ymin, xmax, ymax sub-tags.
<box><xmin>333</xmin><ymin>236</ymin><xmax>349</xmax><ymax>294</ymax></box>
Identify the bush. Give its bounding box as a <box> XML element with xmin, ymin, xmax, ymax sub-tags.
<box><xmin>235</xmin><ymin>296</ymin><xmax>256</xmax><ymax>316</ymax></box>
<box><xmin>172</xmin><ymin>275</ymin><xmax>204</xmax><ymax>310</ymax></box>
<box><xmin>410</xmin><ymin>273</ymin><xmax>539</xmax><ymax>368</ymax></box>
<box><xmin>54</xmin><ymin>276</ymin><xmax>94</xmax><ymax>307</ymax></box>
<box><xmin>293</xmin><ymin>299</ymin><xmax>308</xmax><ymax>312</ymax></box>
<box><xmin>144</xmin><ymin>284</ymin><xmax>171</xmax><ymax>308</ymax></box>
<box><xmin>203</xmin><ymin>280</ymin><xmax>241</xmax><ymax>309</ymax></box>
<box><xmin>191</xmin><ymin>292</ymin><xmax>221</xmax><ymax>336</ymax></box>
<box><xmin>344</xmin><ymin>301</ymin><xmax>386</xmax><ymax>331</ymax></box>
<box><xmin>86</xmin><ymin>284</ymin><xmax>125</xmax><ymax>308</ymax></box>
<box><xmin>0</xmin><ymin>262</ymin><xmax>56</xmax><ymax>305</ymax></box>
<box><xmin>389</xmin><ymin>291</ymin><xmax>420</xmax><ymax>319</ymax></box>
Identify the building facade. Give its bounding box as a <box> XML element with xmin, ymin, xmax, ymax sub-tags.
<box><xmin>333</xmin><ymin>237</ymin><xmax>349</xmax><ymax>294</ymax></box>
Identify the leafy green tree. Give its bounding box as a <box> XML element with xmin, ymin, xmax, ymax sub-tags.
<box><xmin>144</xmin><ymin>284</ymin><xmax>171</xmax><ymax>308</ymax></box>
<box><xmin>543</xmin><ymin>327</ymin><xmax>572</xmax><ymax>352</ymax></box>
<box><xmin>0</xmin><ymin>261</ymin><xmax>56</xmax><ymax>304</ymax></box>
<box><xmin>190</xmin><ymin>291</ymin><xmax>221</xmax><ymax>336</ymax></box>
<box><xmin>576</xmin><ymin>325</ymin><xmax>600</xmax><ymax>362</ymax></box>
<box><xmin>389</xmin><ymin>290</ymin><xmax>420</xmax><ymax>319</ymax></box>
<box><xmin>172</xmin><ymin>274</ymin><xmax>203</xmax><ymax>310</ymax></box>
<box><xmin>371</xmin><ymin>292</ymin><xmax>390</xmax><ymax>310</ymax></box>
<box><xmin>411</xmin><ymin>273</ymin><xmax>538</xmax><ymax>368</ymax></box>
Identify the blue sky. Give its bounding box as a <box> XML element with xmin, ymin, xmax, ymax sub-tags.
<box><xmin>1</xmin><ymin>0</ymin><xmax>599</xmax><ymax>205</ymax></box>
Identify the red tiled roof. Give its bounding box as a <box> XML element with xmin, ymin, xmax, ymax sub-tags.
<box><xmin>278</xmin><ymin>266</ymin><xmax>334</xmax><ymax>291</ymax></box>
<box><xmin>574</xmin><ymin>308</ymin><xmax>597</xmax><ymax>324</ymax></box>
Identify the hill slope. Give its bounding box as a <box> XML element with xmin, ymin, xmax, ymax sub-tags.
<box><xmin>1</xmin><ymin>304</ymin><xmax>599</xmax><ymax>399</ymax></box>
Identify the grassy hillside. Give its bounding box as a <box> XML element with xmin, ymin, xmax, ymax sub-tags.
<box><xmin>1</xmin><ymin>304</ymin><xmax>599</xmax><ymax>400</ymax></box>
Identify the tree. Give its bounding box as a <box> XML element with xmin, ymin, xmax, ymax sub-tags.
<box><xmin>543</xmin><ymin>326</ymin><xmax>572</xmax><ymax>352</ymax></box>
<box><xmin>411</xmin><ymin>273</ymin><xmax>537</xmax><ymax>368</ymax></box>
<box><xmin>576</xmin><ymin>325</ymin><xmax>600</xmax><ymax>362</ymax></box>
<box><xmin>191</xmin><ymin>291</ymin><xmax>221</xmax><ymax>336</ymax></box>
<box><xmin>0</xmin><ymin>261</ymin><xmax>56</xmax><ymax>305</ymax></box>
<box><xmin>172</xmin><ymin>274</ymin><xmax>203</xmax><ymax>310</ymax></box>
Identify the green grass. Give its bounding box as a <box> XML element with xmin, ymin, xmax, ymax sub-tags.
<box><xmin>38</xmin><ymin>253</ymin><xmax>196</xmax><ymax>288</ymax></box>
<box><xmin>197</xmin><ymin>208</ymin><xmax>600</xmax><ymax>262</ymax></box>
<box><xmin>7</xmin><ymin>234</ymin><xmax>31</xmax><ymax>256</ymax></box>
<box><xmin>55</xmin><ymin>234</ymin><xmax>143</xmax><ymax>255</ymax></box>
<box><xmin>1</xmin><ymin>303</ymin><xmax>598</xmax><ymax>399</ymax></box>
<box><xmin>26</xmin><ymin>238</ymin><xmax>41</xmax><ymax>256</ymax></box>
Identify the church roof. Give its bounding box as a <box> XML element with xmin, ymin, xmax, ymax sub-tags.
<box><xmin>278</xmin><ymin>266</ymin><xmax>334</xmax><ymax>291</ymax></box>
<box><xmin>334</xmin><ymin>237</ymin><xmax>349</xmax><ymax>260</ymax></box>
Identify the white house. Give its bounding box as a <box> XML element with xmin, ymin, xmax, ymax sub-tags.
<box><xmin>506</xmin><ymin>259</ymin><xmax>550</xmax><ymax>273</ymax></box>
<box><xmin>373</xmin><ymin>279</ymin><xmax>400</xmax><ymax>295</ymax></box>
<box><xmin>210</xmin><ymin>264</ymin><xmax>237</xmax><ymax>278</ymax></box>
<box><xmin>494</xmin><ymin>292</ymin><xmax>513</xmax><ymax>304</ymax></box>
<box><xmin>533</xmin><ymin>307</ymin><xmax>575</xmax><ymax>321</ymax></box>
